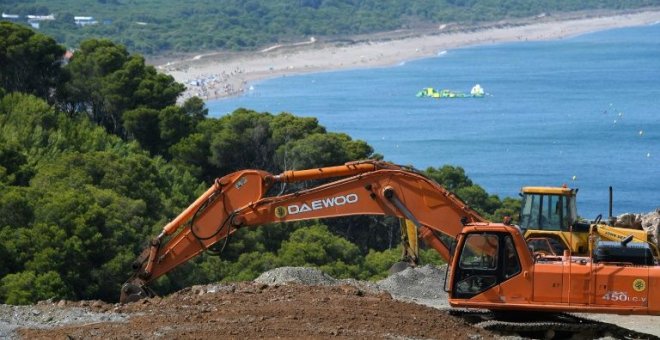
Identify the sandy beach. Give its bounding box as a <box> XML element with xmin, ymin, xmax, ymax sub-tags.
<box><xmin>156</xmin><ymin>10</ymin><xmax>660</xmax><ymax>101</ymax></box>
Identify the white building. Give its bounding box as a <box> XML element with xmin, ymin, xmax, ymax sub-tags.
<box><xmin>26</xmin><ymin>14</ymin><xmax>55</xmax><ymax>21</ymax></box>
<box><xmin>74</xmin><ymin>16</ymin><xmax>98</xmax><ymax>26</ymax></box>
<box><xmin>26</xmin><ymin>14</ymin><xmax>55</xmax><ymax>28</ymax></box>
<box><xmin>2</xmin><ymin>12</ymin><xmax>20</xmax><ymax>20</ymax></box>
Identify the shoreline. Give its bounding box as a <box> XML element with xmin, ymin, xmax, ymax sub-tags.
<box><xmin>156</xmin><ymin>9</ymin><xmax>660</xmax><ymax>102</ymax></box>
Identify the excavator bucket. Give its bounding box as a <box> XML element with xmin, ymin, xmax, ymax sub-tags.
<box><xmin>120</xmin><ymin>282</ymin><xmax>153</xmax><ymax>303</ymax></box>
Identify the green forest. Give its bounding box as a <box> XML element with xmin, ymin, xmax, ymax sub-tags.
<box><xmin>1</xmin><ymin>0</ymin><xmax>658</xmax><ymax>54</ymax></box>
<box><xmin>0</xmin><ymin>21</ymin><xmax>524</xmax><ymax>305</ymax></box>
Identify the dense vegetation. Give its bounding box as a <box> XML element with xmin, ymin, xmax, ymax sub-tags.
<box><xmin>1</xmin><ymin>0</ymin><xmax>658</xmax><ymax>54</ymax></box>
<box><xmin>0</xmin><ymin>22</ymin><xmax>519</xmax><ymax>304</ymax></box>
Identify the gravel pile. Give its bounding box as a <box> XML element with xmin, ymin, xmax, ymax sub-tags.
<box><xmin>376</xmin><ymin>264</ymin><xmax>449</xmax><ymax>308</ymax></box>
<box><xmin>255</xmin><ymin>266</ymin><xmax>338</xmax><ymax>286</ymax></box>
<box><xmin>254</xmin><ymin>264</ymin><xmax>450</xmax><ymax>308</ymax></box>
<box><xmin>0</xmin><ymin>303</ymin><xmax>127</xmax><ymax>339</ymax></box>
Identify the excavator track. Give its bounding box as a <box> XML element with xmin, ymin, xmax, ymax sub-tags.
<box><xmin>560</xmin><ymin>313</ymin><xmax>660</xmax><ymax>340</ymax></box>
<box><xmin>449</xmin><ymin>309</ymin><xmax>659</xmax><ymax>339</ymax></box>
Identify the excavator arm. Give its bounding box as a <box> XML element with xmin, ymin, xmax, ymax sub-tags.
<box><xmin>591</xmin><ymin>223</ymin><xmax>660</xmax><ymax>256</ymax></box>
<box><xmin>121</xmin><ymin>160</ymin><xmax>485</xmax><ymax>303</ymax></box>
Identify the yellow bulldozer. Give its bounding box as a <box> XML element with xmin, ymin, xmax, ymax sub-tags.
<box><xmin>519</xmin><ymin>186</ymin><xmax>659</xmax><ymax>258</ymax></box>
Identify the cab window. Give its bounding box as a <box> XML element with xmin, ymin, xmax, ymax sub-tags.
<box><xmin>504</xmin><ymin>236</ymin><xmax>521</xmax><ymax>278</ymax></box>
<box><xmin>459</xmin><ymin>234</ymin><xmax>498</xmax><ymax>270</ymax></box>
<box><xmin>520</xmin><ymin>194</ymin><xmax>565</xmax><ymax>231</ymax></box>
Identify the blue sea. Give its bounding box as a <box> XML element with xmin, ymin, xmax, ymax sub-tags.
<box><xmin>208</xmin><ymin>24</ymin><xmax>660</xmax><ymax>218</ymax></box>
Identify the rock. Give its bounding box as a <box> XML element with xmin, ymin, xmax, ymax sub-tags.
<box><xmin>37</xmin><ymin>298</ymin><xmax>54</xmax><ymax>306</ymax></box>
<box><xmin>214</xmin><ymin>284</ymin><xmax>236</xmax><ymax>294</ymax></box>
<box><xmin>613</xmin><ymin>213</ymin><xmax>643</xmax><ymax>230</ymax></box>
<box><xmin>641</xmin><ymin>210</ymin><xmax>660</xmax><ymax>244</ymax></box>
<box><xmin>191</xmin><ymin>285</ymin><xmax>206</xmax><ymax>295</ymax></box>
<box><xmin>612</xmin><ymin>210</ymin><xmax>660</xmax><ymax>246</ymax></box>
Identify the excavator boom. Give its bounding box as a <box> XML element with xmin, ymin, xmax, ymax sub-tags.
<box><xmin>121</xmin><ymin>161</ymin><xmax>484</xmax><ymax>302</ymax></box>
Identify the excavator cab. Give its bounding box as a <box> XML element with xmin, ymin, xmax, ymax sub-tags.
<box><xmin>451</xmin><ymin>232</ymin><xmax>522</xmax><ymax>298</ymax></box>
<box><xmin>448</xmin><ymin>224</ymin><xmax>660</xmax><ymax>319</ymax></box>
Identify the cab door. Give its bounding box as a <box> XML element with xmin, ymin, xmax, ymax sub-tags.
<box><xmin>450</xmin><ymin>230</ymin><xmax>534</xmax><ymax>307</ymax></box>
<box><xmin>451</xmin><ymin>233</ymin><xmax>501</xmax><ymax>299</ymax></box>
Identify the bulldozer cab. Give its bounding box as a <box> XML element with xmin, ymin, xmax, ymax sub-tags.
<box><xmin>519</xmin><ymin>186</ymin><xmax>577</xmax><ymax>232</ymax></box>
<box><xmin>519</xmin><ymin>186</ymin><xmax>592</xmax><ymax>255</ymax></box>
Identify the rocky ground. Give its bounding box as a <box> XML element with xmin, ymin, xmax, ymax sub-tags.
<box><xmin>4</xmin><ymin>265</ymin><xmax>660</xmax><ymax>339</ymax></box>
<box><xmin>10</xmin><ymin>266</ymin><xmax>500</xmax><ymax>340</ymax></box>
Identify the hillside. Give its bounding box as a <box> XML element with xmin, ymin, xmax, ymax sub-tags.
<box><xmin>1</xmin><ymin>0</ymin><xmax>659</xmax><ymax>54</ymax></box>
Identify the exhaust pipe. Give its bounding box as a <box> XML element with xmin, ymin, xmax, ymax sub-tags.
<box><xmin>608</xmin><ymin>186</ymin><xmax>615</xmax><ymax>226</ymax></box>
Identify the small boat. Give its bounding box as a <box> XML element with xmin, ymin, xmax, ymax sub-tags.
<box><xmin>470</xmin><ymin>84</ymin><xmax>484</xmax><ymax>97</ymax></box>
<box><xmin>417</xmin><ymin>84</ymin><xmax>485</xmax><ymax>99</ymax></box>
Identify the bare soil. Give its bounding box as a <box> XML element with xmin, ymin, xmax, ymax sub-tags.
<box><xmin>18</xmin><ymin>282</ymin><xmax>495</xmax><ymax>339</ymax></box>
<box><xmin>9</xmin><ymin>264</ymin><xmax>660</xmax><ymax>339</ymax></box>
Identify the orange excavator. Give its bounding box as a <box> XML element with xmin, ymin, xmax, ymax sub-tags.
<box><xmin>122</xmin><ymin>160</ymin><xmax>660</xmax><ymax>322</ymax></box>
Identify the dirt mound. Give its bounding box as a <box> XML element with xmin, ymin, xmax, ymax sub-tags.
<box><xmin>18</xmin><ymin>280</ymin><xmax>494</xmax><ymax>339</ymax></box>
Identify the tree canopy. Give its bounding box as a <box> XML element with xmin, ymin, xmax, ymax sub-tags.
<box><xmin>58</xmin><ymin>38</ymin><xmax>185</xmax><ymax>135</ymax></box>
<box><xmin>0</xmin><ymin>21</ymin><xmax>65</xmax><ymax>100</ymax></box>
